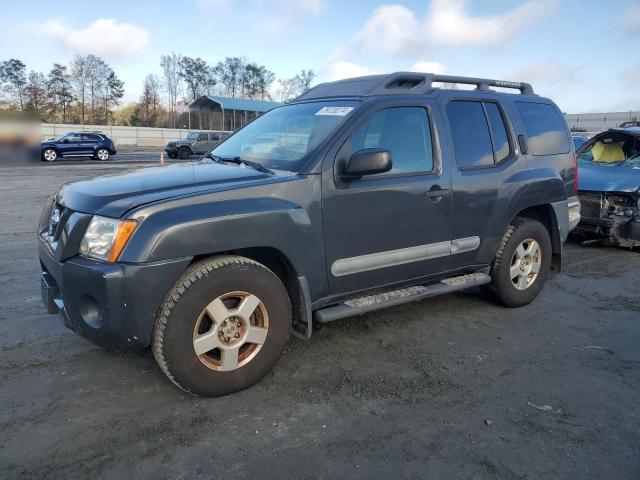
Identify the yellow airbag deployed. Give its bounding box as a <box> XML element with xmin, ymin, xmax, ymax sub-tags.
<box><xmin>592</xmin><ymin>141</ymin><xmax>625</xmax><ymax>163</ymax></box>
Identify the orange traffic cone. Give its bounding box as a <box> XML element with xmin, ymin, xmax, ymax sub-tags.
<box><xmin>160</xmin><ymin>151</ymin><xmax>165</xmax><ymax>166</ymax></box>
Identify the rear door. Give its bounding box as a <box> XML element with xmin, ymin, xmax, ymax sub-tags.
<box><xmin>321</xmin><ymin>100</ymin><xmax>453</xmax><ymax>295</ymax></box>
<box><xmin>80</xmin><ymin>133</ymin><xmax>100</xmax><ymax>154</ymax></box>
<box><xmin>442</xmin><ymin>96</ymin><xmax>522</xmax><ymax>269</ymax></box>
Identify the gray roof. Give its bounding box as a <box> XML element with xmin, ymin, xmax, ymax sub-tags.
<box><xmin>190</xmin><ymin>95</ymin><xmax>281</xmax><ymax>112</ymax></box>
<box><xmin>294</xmin><ymin>72</ymin><xmax>534</xmax><ymax>102</ymax></box>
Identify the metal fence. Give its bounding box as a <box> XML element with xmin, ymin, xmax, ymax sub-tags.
<box><xmin>565</xmin><ymin>111</ymin><xmax>640</xmax><ymax>132</ymax></box>
<box><xmin>41</xmin><ymin>124</ymin><xmax>231</xmax><ymax>147</ymax></box>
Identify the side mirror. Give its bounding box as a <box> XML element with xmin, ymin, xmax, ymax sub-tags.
<box><xmin>343</xmin><ymin>148</ymin><xmax>392</xmax><ymax>179</ymax></box>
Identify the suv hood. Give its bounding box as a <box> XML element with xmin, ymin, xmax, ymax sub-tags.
<box><xmin>578</xmin><ymin>164</ymin><xmax>640</xmax><ymax>193</ymax></box>
<box><xmin>57</xmin><ymin>161</ymin><xmax>273</xmax><ymax>217</ymax></box>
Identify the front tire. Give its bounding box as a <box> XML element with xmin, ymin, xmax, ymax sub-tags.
<box><xmin>483</xmin><ymin>218</ymin><xmax>552</xmax><ymax>307</ymax></box>
<box><xmin>152</xmin><ymin>256</ymin><xmax>291</xmax><ymax>397</ymax></box>
<box><xmin>42</xmin><ymin>148</ymin><xmax>57</xmax><ymax>162</ymax></box>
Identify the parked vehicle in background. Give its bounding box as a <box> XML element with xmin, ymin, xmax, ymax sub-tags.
<box><xmin>574</xmin><ymin>127</ymin><xmax>640</xmax><ymax>248</ymax></box>
<box><xmin>40</xmin><ymin>132</ymin><xmax>116</xmax><ymax>162</ymax></box>
<box><xmin>618</xmin><ymin>120</ymin><xmax>640</xmax><ymax>128</ymax></box>
<box><xmin>38</xmin><ymin>72</ymin><xmax>579</xmax><ymax>396</ymax></box>
<box><xmin>165</xmin><ymin>131</ymin><xmax>230</xmax><ymax>159</ymax></box>
<box><xmin>572</xmin><ymin>134</ymin><xmax>589</xmax><ymax>150</ymax></box>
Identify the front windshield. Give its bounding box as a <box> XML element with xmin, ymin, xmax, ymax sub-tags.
<box><xmin>212</xmin><ymin>100</ymin><xmax>360</xmax><ymax>171</ymax></box>
<box><xmin>578</xmin><ymin>134</ymin><xmax>640</xmax><ymax>168</ymax></box>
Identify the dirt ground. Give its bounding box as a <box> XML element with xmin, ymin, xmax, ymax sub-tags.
<box><xmin>1</xmin><ymin>163</ymin><xmax>639</xmax><ymax>480</ymax></box>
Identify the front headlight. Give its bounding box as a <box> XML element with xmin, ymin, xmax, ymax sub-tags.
<box><xmin>80</xmin><ymin>216</ymin><xmax>138</xmax><ymax>262</ymax></box>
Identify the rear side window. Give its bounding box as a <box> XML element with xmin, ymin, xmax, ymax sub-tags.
<box><xmin>81</xmin><ymin>134</ymin><xmax>100</xmax><ymax>141</ymax></box>
<box><xmin>515</xmin><ymin>102</ymin><xmax>570</xmax><ymax>156</ymax></box>
<box><xmin>485</xmin><ymin>103</ymin><xmax>510</xmax><ymax>162</ymax></box>
<box><xmin>350</xmin><ymin>107</ymin><xmax>433</xmax><ymax>175</ymax></box>
<box><xmin>447</xmin><ymin>101</ymin><xmax>495</xmax><ymax>168</ymax></box>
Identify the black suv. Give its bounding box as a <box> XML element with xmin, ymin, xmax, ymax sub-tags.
<box><xmin>38</xmin><ymin>73</ymin><xmax>580</xmax><ymax>396</ymax></box>
<box><xmin>41</xmin><ymin>132</ymin><xmax>117</xmax><ymax>162</ymax></box>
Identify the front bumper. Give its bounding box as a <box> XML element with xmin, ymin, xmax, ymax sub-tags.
<box><xmin>39</xmin><ymin>237</ymin><xmax>190</xmax><ymax>350</ymax></box>
<box><xmin>164</xmin><ymin>147</ymin><xmax>178</xmax><ymax>156</ymax></box>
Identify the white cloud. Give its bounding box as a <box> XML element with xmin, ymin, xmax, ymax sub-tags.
<box><xmin>323</xmin><ymin>61</ymin><xmax>380</xmax><ymax>81</ymax></box>
<box><xmin>356</xmin><ymin>0</ymin><xmax>556</xmax><ymax>55</ymax></box>
<box><xmin>39</xmin><ymin>18</ymin><xmax>149</xmax><ymax>60</ymax></box>
<box><xmin>506</xmin><ymin>62</ymin><xmax>578</xmax><ymax>85</ymax></box>
<box><xmin>620</xmin><ymin>2</ymin><xmax>640</xmax><ymax>35</ymax></box>
<box><xmin>409</xmin><ymin>60</ymin><xmax>446</xmax><ymax>74</ymax></box>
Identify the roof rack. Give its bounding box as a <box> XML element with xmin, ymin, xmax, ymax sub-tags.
<box><xmin>295</xmin><ymin>72</ymin><xmax>534</xmax><ymax>101</ymax></box>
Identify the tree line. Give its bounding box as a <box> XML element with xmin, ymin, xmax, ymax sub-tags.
<box><xmin>0</xmin><ymin>54</ymin><xmax>316</xmax><ymax>129</ymax></box>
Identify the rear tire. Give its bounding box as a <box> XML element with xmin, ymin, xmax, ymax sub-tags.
<box><xmin>95</xmin><ymin>148</ymin><xmax>110</xmax><ymax>161</ymax></box>
<box><xmin>152</xmin><ymin>255</ymin><xmax>291</xmax><ymax>397</ymax></box>
<box><xmin>178</xmin><ymin>147</ymin><xmax>191</xmax><ymax>160</ymax></box>
<box><xmin>482</xmin><ymin>218</ymin><xmax>552</xmax><ymax>307</ymax></box>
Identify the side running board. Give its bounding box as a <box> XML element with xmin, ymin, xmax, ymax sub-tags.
<box><xmin>314</xmin><ymin>272</ymin><xmax>491</xmax><ymax>324</ymax></box>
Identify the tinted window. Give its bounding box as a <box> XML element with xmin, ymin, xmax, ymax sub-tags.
<box><xmin>447</xmin><ymin>101</ymin><xmax>494</xmax><ymax>168</ymax></box>
<box><xmin>485</xmin><ymin>103</ymin><xmax>510</xmax><ymax>162</ymax></box>
<box><xmin>516</xmin><ymin>102</ymin><xmax>570</xmax><ymax>156</ymax></box>
<box><xmin>209</xmin><ymin>133</ymin><xmax>220</xmax><ymax>141</ymax></box>
<box><xmin>197</xmin><ymin>133</ymin><xmax>208</xmax><ymax>141</ymax></box>
<box><xmin>64</xmin><ymin>134</ymin><xmax>81</xmax><ymax>142</ymax></box>
<box><xmin>350</xmin><ymin>107</ymin><xmax>433</xmax><ymax>175</ymax></box>
<box><xmin>81</xmin><ymin>134</ymin><xmax>100</xmax><ymax>141</ymax></box>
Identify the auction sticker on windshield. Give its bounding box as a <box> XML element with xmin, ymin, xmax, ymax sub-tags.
<box><xmin>315</xmin><ymin>106</ymin><xmax>354</xmax><ymax>116</ymax></box>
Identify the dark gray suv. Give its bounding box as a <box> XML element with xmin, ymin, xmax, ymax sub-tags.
<box><xmin>165</xmin><ymin>131</ymin><xmax>230</xmax><ymax>159</ymax></box>
<box><xmin>38</xmin><ymin>73</ymin><xmax>580</xmax><ymax>396</ymax></box>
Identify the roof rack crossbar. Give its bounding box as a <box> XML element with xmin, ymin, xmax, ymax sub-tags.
<box><xmin>369</xmin><ymin>72</ymin><xmax>534</xmax><ymax>96</ymax></box>
<box><xmin>420</xmin><ymin>74</ymin><xmax>534</xmax><ymax>95</ymax></box>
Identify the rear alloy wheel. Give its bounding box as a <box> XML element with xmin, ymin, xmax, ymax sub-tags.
<box><xmin>178</xmin><ymin>147</ymin><xmax>191</xmax><ymax>160</ymax></box>
<box><xmin>42</xmin><ymin>148</ymin><xmax>57</xmax><ymax>162</ymax></box>
<box><xmin>95</xmin><ymin>148</ymin><xmax>110</xmax><ymax>161</ymax></box>
<box><xmin>152</xmin><ymin>256</ymin><xmax>291</xmax><ymax>397</ymax></box>
<box><xmin>482</xmin><ymin>217</ymin><xmax>552</xmax><ymax>307</ymax></box>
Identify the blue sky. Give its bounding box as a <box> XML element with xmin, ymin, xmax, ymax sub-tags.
<box><xmin>2</xmin><ymin>0</ymin><xmax>639</xmax><ymax>112</ymax></box>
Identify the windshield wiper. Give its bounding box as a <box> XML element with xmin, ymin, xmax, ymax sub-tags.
<box><xmin>218</xmin><ymin>155</ymin><xmax>274</xmax><ymax>174</ymax></box>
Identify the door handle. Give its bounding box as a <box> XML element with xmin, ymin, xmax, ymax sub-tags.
<box><xmin>425</xmin><ymin>187</ymin><xmax>450</xmax><ymax>201</ymax></box>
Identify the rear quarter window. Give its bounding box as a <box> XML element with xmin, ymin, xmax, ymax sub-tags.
<box><xmin>516</xmin><ymin>102</ymin><xmax>570</xmax><ymax>156</ymax></box>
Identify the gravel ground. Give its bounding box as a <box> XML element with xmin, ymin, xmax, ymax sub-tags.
<box><xmin>0</xmin><ymin>163</ymin><xmax>639</xmax><ymax>480</ymax></box>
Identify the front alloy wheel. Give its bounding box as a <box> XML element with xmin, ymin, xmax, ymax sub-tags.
<box><xmin>42</xmin><ymin>148</ymin><xmax>57</xmax><ymax>162</ymax></box>
<box><xmin>193</xmin><ymin>291</ymin><xmax>269</xmax><ymax>371</ymax></box>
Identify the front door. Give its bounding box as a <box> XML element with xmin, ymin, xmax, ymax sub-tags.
<box><xmin>59</xmin><ymin>133</ymin><xmax>82</xmax><ymax>155</ymax></box>
<box><xmin>322</xmin><ymin>102</ymin><xmax>453</xmax><ymax>295</ymax></box>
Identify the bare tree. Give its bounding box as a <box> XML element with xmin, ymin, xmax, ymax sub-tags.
<box><xmin>70</xmin><ymin>55</ymin><xmax>89</xmax><ymax>124</ymax></box>
<box><xmin>136</xmin><ymin>74</ymin><xmax>162</xmax><ymax>127</ymax></box>
<box><xmin>161</xmin><ymin>52</ymin><xmax>181</xmax><ymax>128</ymax></box>
<box><xmin>25</xmin><ymin>71</ymin><xmax>48</xmax><ymax>114</ymax></box>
